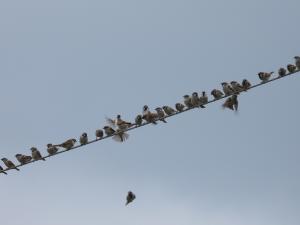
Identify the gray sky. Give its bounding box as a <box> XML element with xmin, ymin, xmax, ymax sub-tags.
<box><xmin>0</xmin><ymin>1</ymin><xmax>299</xmax><ymax>224</ymax></box>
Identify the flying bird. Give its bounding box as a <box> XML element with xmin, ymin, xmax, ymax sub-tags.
<box><xmin>1</xmin><ymin>158</ymin><xmax>19</xmax><ymax>171</ymax></box>
<box><xmin>222</xmin><ymin>95</ymin><xmax>238</xmax><ymax>111</ymax></box>
<box><xmin>134</xmin><ymin>115</ymin><xmax>143</xmax><ymax>126</ymax></box>
<box><xmin>47</xmin><ymin>144</ymin><xmax>59</xmax><ymax>155</ymax></box>
<box><xmin>31</xmin><ymin>147</ymin><xmax>45</xmax><ymax>161</ymax></box>
<box><xmin>258</xmin><ymin>72</ymin><xmax>273</xmax><ymax>83</ymax></box>
<box><xmin>295</xmin><ymin>56</ymin><xmax>300</xmax><ymax>70</ymax></box>
<box><xmin>287</xmin><ymin>64</ymin><xmax>296</xmax><ymax>73</ymax></box>
<box><xmin>221</xmin><ymin>82</ymin><xmax>234</xmax><ymax>96</ymax></box>
<box><xmin>126</xmin><ymin>191</ymin><xmax>136</xmax><ymax>206</ymax></box>
<box><xmin>175</xmin><ymin>103</ymin><xmax>185</xmax><ymax>112</ymax></box>
<box><xmin>103</xmin><ymin>126</ymin><xmax>129</xmax><ymax>142</ymax></box>
<box><xmin>278</xmin><ymin>68</ymin><xmax>287</xmax><ymax>77</ymax></box>
<box><xmin>54</xmin><ymin>139</ymin><xmax>77</xmax><ymax>150</ymax></box>
<box><xmin>80</xmin><ymin>132</ymin><xmax>88</xmax><ymax>145</ymax></box>
<box><xmin>242</xmin><ymin>79</ymin><xmax>251</xmax><ymax>90</ymax></box>
<box><xmin>15</xmin><ymin>154</ymin><xmax>32</xmax><ymax>165</ymax></box>
<box><xmin>162</xmin><ymin>106</ymin><xmax>176</xmax><ymax>116</ymax></box>
<box><xmin>95</xmin><ymin>129</ymin><xmax>104</xmax><ymax>140</ymax></box>
<box><xmin>106</xmin><ymin>115</ymin><xmax>133</xmax><ymax>130</ymax></box>
<box><xmin>211</xmin><ymin>89</ymin><xmax>224</xmax><ymax>100</ymax></box>
<box><xmin>183</xmin><ymin>95</ymin><xmax>193</xmax><ymax>108</ymax></box>
<box><xmin>155</xmin><ymin>107</ymin><xmax>167</xmax><ymax>123</ymax></box>
<box><xmin>0</xmin><ymin>165</ymin><xmax>7</xmax><ymax>175</ymax></box>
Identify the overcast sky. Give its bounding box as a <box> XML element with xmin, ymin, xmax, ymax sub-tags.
<box><xmin>0</xmin><ymin>1</ymin><xmax>299</xmax><ymax>225</ymax></box>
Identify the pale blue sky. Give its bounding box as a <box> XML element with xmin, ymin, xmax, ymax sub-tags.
<box><xmin>0</xmin><ymin>1</ymin><xmax>299</xmax><ymax>225</ymax></box>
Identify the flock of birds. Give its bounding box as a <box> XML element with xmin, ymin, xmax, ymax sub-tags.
<box><xmin>1</xmin><ymin>56</ymin><xmax>300</xmax><ymax>205</ymax></box>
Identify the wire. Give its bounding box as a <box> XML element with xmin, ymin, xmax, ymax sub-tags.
<box><xmin>1</xmin><ymin>69</ymin><xmax>299</xmax><ymax>174</ymax></box>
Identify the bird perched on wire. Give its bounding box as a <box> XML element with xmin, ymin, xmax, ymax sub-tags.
<box><xmin>80</xmin><ymin>132</ymin><xmax>88</xmax><ymax>145</ymax></box>
<box><xmin>258</xmin><ymin>72</ymin><xmax>273</xmax><ymax>83</ymax></box>
<box><xmin>107</xmin><ymin>115</ymin><xmax>134</xmax><ymax>130</ymax></box>
<box><xmin>175</xmin><ymin>103</ymin><xmax>185</xmax><ymax>112</ymax></box>
<box><xmin>1</xmin><ymin>158</ymin><xmax>19</xmax><ymax>171</ymax></box>
<box><xmin>230</xmin><ymin>81</ymin><xmax>244</xmax><ymax>93</ymax></box>
<box><xmin>47</xmin><ymin>144</ymin><xmax>59</xmax><ymax>155</ymax></box>
<box><xmin>95</xmin><ymin>129</ymin><xmax>104</xmax><ymax>140</ymax></box>
<box><xmin>0</xmin><ymin>165</ymin><xmax>7</xmax><ymax>175</ymax></box>
<box><xmin>295</xmin><ymin>56</ymin><xmax>300</xmax><ymax>70</ymax></box>
<box><xmin>142</xmin><ymin>105</ymin><xmax>158</xmax><ymax>125</ymax></box>
<box><xmin>191</xmin><ymin>92</ymin><xmax>201</xmax><ymax>108</ymax></box>
<box><xmin>54</xmin><ymin>139</ymin><xmax>77</xmax><ymax>150</ymax></box>
<box><xmin>287</xmin><ymin>64</ymin><xmax>296</xmax><ymax>73</ymax></box>
<box><xmin>31</xmin><ymin>147</ymin><xmax>45</xmax><ymax>161</ymax></box>
<box><xmin>183</xmin><ymin>95</ymin><xmax>194</xmax><ymax>108</ymax></box>
<box><xmin>221</xmin><ymin>82</ymin><xmax>234</xmax><ymax>96</ymax></box>
<box><xmin>242</xmin><ymin>79</ymin><xmax>251</xmax><ymax>90</ymax></box>
<box><xmin>199</xmin><ymin>91</ymin><xmax>208</xmax><ymax>107</ymax></box>
<box><xmin>155</xmin><ymin>107</ymin><xmax>167</xmax><ymax>123</ymax></box>
<box><xmin>103</xmin><ymin>126</ymin><xmax>129</xmax><ymax>142</ymax></box>
<box><xmin>15</xmin><ymin>154</ymin><xmax>32</xmax><ymax>165</ymax></box>
<box><xmin>126</xmin><ymin>191</ymin><xmax>136</xmax><ymax>206</ymax></box>
<box><xmin>162</xmin><ymin>106</ymin><xmax>176</xmax><ymax>116</ymax></box>
<box><xmin>211</xmin><ymin>89</ymin><xmax>224</xmax><ymax>100</ymax></box>
<box><xmin>135</xmin><ymin>115</ymin><xmax>143</xmax><ymax>126</ymax></box>
<box><xmin>222</xmin><ymin>94</ymin><xmax>238</xmax><ymax>111</ymax></box>
<box><xmin>278</xmin><ymin>68</ymin><xmax>287</xmax><ymax>77</ymax></box>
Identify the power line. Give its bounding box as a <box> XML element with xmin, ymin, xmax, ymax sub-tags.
<box><xmin>1</xmin><ymin>69</ymin><xmax>299</xmax><ymax>174</ymax></box>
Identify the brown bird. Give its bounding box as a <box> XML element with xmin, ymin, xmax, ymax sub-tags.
<box><xmin>112</xmin><ymin>129</ymin><xmax>130</xmax><ymax>142</ymax></box>
<box><xmin>258</xmin><ymin>72</ymin><xmax>273</xmax><ymax>83</ymax></box>
<box><xmin>221</xmin><ymin>82</ymin><xmax>234</xmax><ymax>96</ymax></box>
<box><xmin>15</xmin><ymin>154</ymin><xmax>32</xmax><ymax>165</ymax></box>
<box><xmin>142</xmin><ymin>105</ymin><xmax>158</xmax><ymax>125</ymax></box>
<box><xmin>242</xmin><ymin>79</ymin><xmax>251</xmax><ymax>91</ymax></box>
<box><xmin>162</xmin><ymin>106</ymin><xmax>177</xmax><ymax>116</ymax></box>
<box><xmin>47</xmin><ymin>144</ymin><xmax>59</xmax><ymax>155</ymax></box>
<box><xmin>80</xmin><ymin>132</ymin><xmax>88</xmax><ymax>145</ymax></box>
<box><xmin>287</xmin><ymin>64</ymin><xmax>296</xmax><ymax>73</ymax></box>
<box><xmin>54</xmin><ymin>139</ymin><xmax>77</xmax><ymax>150</ymax></box>
<box><xmin>211</xmin><ymin>89</ymin><xmax>224</xmax><ymax>100</ymax></box>
<box><xmin>107</xmin><ymin>115</ymin><xmax>133</xmax><ymax>130</ymax></box>
<box><xmin>222</xmin><ymin>95</ymin><xmax>238</xmax><ymax>111</ymax></box>
<box><xmin>175</xmin><ymin>103</ymin><xmax>185</xmax><ymax>112</ymax></box>
<box><xmin>230</xmin><ymin>81</ymin><xmax>244</xmax><ymax>93</ymax></box>
<box><xmin>183</xmin><ymin>95</ymin><xmax>193</xmax><ymax>108</ymax></box>
<box><xmin>155</xmin><ymin>107</ymin><xmax>167</xmax><ymax>123</ymax></box>
<box><xmin>1</xmin><ymin>158</ymin><xmax>19</xmax><ymax>171</ymax></box>
<box><xmin>95</xmin><ymin>129</ymin><xmax>104</xmax><ymax>140</ymax></box>
<box><xmin>278</xmin><ymin>68</ymin><xmax>287</xmax><ymax>77</ymax></box>
<box><xmin>31</xmin><ymin>147</ymin><xmax>45</xmax><ymax>161</ymax></box>
<box><xmin>199</xmin><ymin>91</ymin><xmax>208</xmax><ymax>107</ymax></box>
<box><xmin>126</xmin><ymin>191</ymin><xmax>136</xmax><ymax>206</ymax></box>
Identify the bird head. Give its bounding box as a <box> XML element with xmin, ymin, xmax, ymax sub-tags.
<box><xmin>47</xmin><ymin>143</ymin><xmax>53</xmax><ymax>148</ymax></box>
<box><xmin>82</xmin><ymin>133</ymin><xmax>87</xmax><ymax>137</ymax></box>
<box><xmin>192</xmin><ymin>92</ymin><xmax>198</xmax><ymax>97</ymax></box>
<box><xmin>143</xmin><ymin>105</ymin><xmax>149</xmax><ymax>111</ymax></box>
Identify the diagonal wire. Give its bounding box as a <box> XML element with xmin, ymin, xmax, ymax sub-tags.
<box><xmin>1</xmin><ymin>70</ymin><xmax>299</xmax><ymax>174</ymax></box>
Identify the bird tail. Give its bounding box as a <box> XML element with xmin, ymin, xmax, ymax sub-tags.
<box><xmin>15</xmin><ymin>167</ymin><xmax>20</xmax><ymax>171</ymax></box>
<box><xmin>1</xmin><ymin>171</ymin><xmax>7</xmax><ymax>175</ymax></box>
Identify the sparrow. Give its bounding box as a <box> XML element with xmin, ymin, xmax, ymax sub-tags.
<box><xmin>112</xmin><ymin>129</ymin><xmax>130</xmax><ymax>142</ymax></box>
<box><xmin>278</xmin><ymin>68</ymin><xmax>287</xmax><ymax>77</ymax></box>
<box><xmin>126</xmin><ymin>191</ymin><xmax>136</xmax><ymax>206</ymax></box>
<box><xmin>211</xmin><ymin>89</ymin><xmax>224</xmax><ymax>100</ymax></box>
<box><xmin>47</xmin><ymin>144</ymin><xmax>59</xmax><ymax>155</ymax></box>
<box><xmin>230</xmin><ymin>81</ymin><xmax>244</xmax><ymax>93</ymax></box>
<box><xmin>295</xmin><ymin>56</ymin><xmax>300</xmax><ymax>70</ymax></box>
<box><xmin>135</xmin><ymin>115</ymin><xmax>143</xmax><ymax>126</ymax></box>
<box><xmin>287</xmin><ymin>64</ymin><xmax>296</xmax><ymax>73</ymax></box>
<box><xmin>1</xmin><ymin>158</ymin><xmax>19</xmax><ymax>171</ymax></box>
<box><xmin>31</xmin><ymin>147</ymin><xmax>45</xmax><ymax>161</ymax></box>
<box><xmin>221</xmin><ymin>82</ymin><xmax>234</xmax><ymax>96</ymax></box>
<box><xmin>199</xmin><ymin>91</ymin><xmax>208</xmax><ymax>107</ymax></box>
<box><xmin>222</xmin><ymin>94</ymin><xmax>238</xmax><ymax>111</ymax></box>
<box><xmin>103</xmin><ymin>126</ymin><xmax>116</xmax><ymax>136</ymax></box>
<box><xmin>242</xmin><ymin>79</ymin><xmax>251</xmax><ymax>90</ymax></box>
<box><xmin>155</xmin><ymin>107</ymin><xmax>167</xmax><ymax>123</ymax></box>
<box><xmin>95</xmin><ymin>129</ymin><xmax>104</xmax><ymax>140</ymax></box>
<box><xmin>162</xmin><ymin>106</ymin><xmax>176</xmax><ymax>116</ymax></box>
<box><xmin>191</xmin><ymin>92</ymin><xmax>201</xmax><ymax>108</ymax></box>
<box><xmin>175</xmin><ymin>103</ymin><xmax>185</xmax><ymax>112</ymax></box>
<box><xmin>258</xmin><ymin>72</ymin><xmax>273</xmax><ymax>83</ymax></box>
<box><xmin>142</xmin><ymin>105</ymin><xmax>158</xmax><ymax>125</ymax></box>
<box><xmin>0</xmin><ymin>165</ymin><xmax>7</xmax><ymax>175</ymax></box>
<box><xmin>54</xmin><ymin>139</ymin><xmax>77</xmax><ymax>150</ymax></box>
<box><xmin>183</xmin><ymin>95</ymin><xmax>194</xmax><ymax>108</ymax></box>
<box><xmin>80</xmin><ymin>132</ymin><xmax>88</xmax><ymax>145</ymax></box>
<box><xmin>15</xmin><ymin>154</ymin><xmax>32</xmax><ymax>165</ymax></box>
